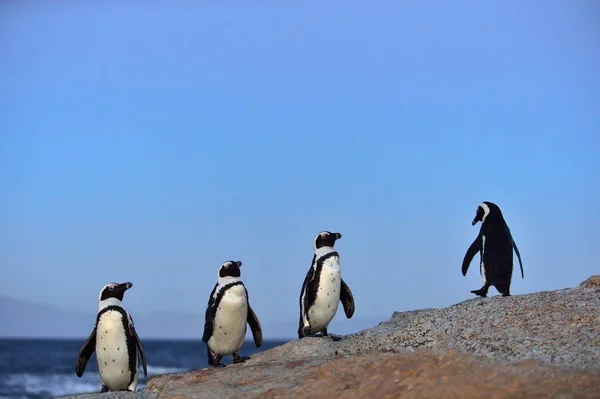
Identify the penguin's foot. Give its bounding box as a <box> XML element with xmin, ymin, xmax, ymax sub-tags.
<box><xmin>100</xmin><ymin>385</ymin><xmax>109</xmax><ymax>393</ymax></box>
<box><xmin>232</xmin><ymin>352</ymin><xmax>251</xmax><ymax>364</ymax></box>
<box><xmin>329</xmin><ymin>334</ymin><xmax>343</xmax><ymax>342</ymax></box>
<box><xmin>502</xmin><ymin>292</ymin><xmax>511</xmax><ymax>297</ymax></box>
<box><xmin>470</xmin><ymin>287</ymin><xmax>488</xmax><ymax>297</ymax></box>
<box><xmin>208</xmin><ymin>350</ymin><xmax>225</xmax><ymax>367</ymax></box>
<box><xmin>317</xmin><ymin>327</ymin><xmax>328</xmax><ymax>337</ymax></box>
<box><xmin>301</xmin><ymin>326</ymin><xmax>312</xmax><ymax>338</ymax></box>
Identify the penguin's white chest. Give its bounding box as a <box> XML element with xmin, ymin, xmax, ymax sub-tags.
<box><xmin>208</xmin><ymin>284</ymin><xmax>248</xmax><ymax>356</ymax></box>
<box><xmin>96</xmin><ymin>310</ymin><xmax>137</xmax><ymax>391</ymax></box>
<box><xmin>308</xmin><ymin>256</ymin><xmax>341</xmax><ymax>333</ymax></box>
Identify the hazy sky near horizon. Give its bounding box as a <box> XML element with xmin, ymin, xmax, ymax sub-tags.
<box><xmin>1</xmin><ymin>1</ymin><xmax>599</xmax><ymax>334</ymax></box>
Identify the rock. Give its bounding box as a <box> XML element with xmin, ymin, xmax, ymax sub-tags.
<box><xmin>58</xmin><ymin>276</ymin><xmax>600</xmax><ymax>399</ymax></box>
<box><xmin>141</xmin><ymin>350</ymin><xmax>600</xmax><ymax>399</ymax></box>
<box><xmin>334</xmin><ymin>276</ymin><xmax>600</xmax><ymax>371</ymax></box>
<box><xmin>581</xmin><ymin>275</ymin><xmax>600</xmax><ymax>288</ymax></box>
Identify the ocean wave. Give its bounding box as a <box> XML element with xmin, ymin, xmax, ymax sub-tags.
<box><xmin>0</xmin><ymin>365</ymin><xmax>186</xmax><ymax>398</ymax></box>
<box><xmin>1</xmin><ymin>366</ymin><xmax>186</xmax><ymax>399</ymax></box>
<box><xmin>4</xmin><ymin>373</ymin><xmax>100</xmax><ymax>397</ymax></box>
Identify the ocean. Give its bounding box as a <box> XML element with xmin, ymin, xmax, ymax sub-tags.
<box><xmin>0</xmin><ymin>338</ymin><xmax>289</xmax><ymax>399</ymax></box>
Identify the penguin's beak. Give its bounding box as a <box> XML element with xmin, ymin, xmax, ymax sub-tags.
<box><xmin>335</xmin><ymin>233</ymin><xmax>342</xmax><ymax>239</ymax></box>
<box><xmin>237</xmin><ymin>261</ymin><xmax>242</xmax><ymax>267</ymax></box>
<box><xmin>121</xmin><ymin>282</ymin><xmax>133</xmax><ymax>290</ymax></box>
<box><xmin>472</xmin><ymin>207</ymin><xmax>484</xmax><ymax>226</ymax></box>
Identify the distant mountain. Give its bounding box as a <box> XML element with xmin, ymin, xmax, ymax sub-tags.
<box><xmin>0</xmin><ymin>296</ymin><xmax>386</xmax><ymax>340</ymax></box>
<box><xmin>0</xmin><ymin>295</ymin><xmax>209</xmax><ymax>339</ymax></box>
<box><xmin>0</xmin><ymin>296</ymin><xmax>92</xmax><ymax>338</ymax></box>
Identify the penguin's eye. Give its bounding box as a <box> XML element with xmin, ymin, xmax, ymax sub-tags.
<box><xmin>224</xmin><ymin>263</ymin><xmax>229</xmax><ymax>268</ymax></box>
<box><xmin>320</xmin><ymin>232</ymin><xmax>329</xmax><ymax>238</ymax></box>
<box><xmin>108</xmin><ymin>286</ymin><xmax>115</xmax><ymax>291</ymax></box>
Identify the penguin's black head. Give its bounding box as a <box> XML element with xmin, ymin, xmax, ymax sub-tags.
<box><xmin>219</xmin><ymin>260</ymin><xmax>242</xmax><ymax>278</ymax></box>
<box><xmin>314</xmin><ymin>231</ymin><xmax>342</xmax><ymax>250</ymax></box>
<box><xmin>472</xmin><ymin>201</ymin><xmax>502</xmax><ymax>225</ymax></box>
<box><xmin>99</xmin><ymin>282</ymin><xmax>133</xmax><ymax>302</ymax></box>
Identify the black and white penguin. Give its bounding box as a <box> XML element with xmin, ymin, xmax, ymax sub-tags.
<box><xmin>462</xmin><ymin>201</ymin><xmax>524</xmax><ymax>297</ymax></box>
<box><xmin>298</xmin><ymin>231</ymin><xmax>355</xmax><ymax>341</ymax></box>
<box><xmin>202</xmin><ymin>260</ymin><xmax>263</xmax><ymax>367</ymax></box>
<box><xmin>75</xmin><ymin>282</ymin><xmax>148</xmax><ymax>392</ymax></box>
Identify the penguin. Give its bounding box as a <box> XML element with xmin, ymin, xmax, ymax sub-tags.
<box><xmin>202</xmin><ymin>260</ymin><xmax>263</xmax><ymax>367</ymax></box>
<box><xmin>298</xmin><ymin>231</ymin><xmax>355</xmax><ymax>341</ymax></box>
<box><xmin>75</xmin><ymin>282</ymin><xmax>148</xmax><ymax>392</ymax></box>
<box><xmin>462</xmin><ymin>201</ymin><xmax>524</xmax><ymax>297</ymax></box>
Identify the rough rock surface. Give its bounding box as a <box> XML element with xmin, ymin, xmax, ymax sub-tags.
<box><xmin>58</xmin><ymin>276</ymin><xmax>600</xmax><ymax>399</ymax></box>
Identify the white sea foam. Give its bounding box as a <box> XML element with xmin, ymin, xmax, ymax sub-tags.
<box><xmin>5</xmin><ymin>373</ymin><xmax>103</xmax><ymax>397</ymax></box>
<box><xmin>3</xmin><ymin>365</ymin><xmax>188</xmax><ymax>398</ymax></box>
<box><xmin>146</xmin><ymin>365</ymin><xmax>188</xmax><ymax>375</ymax></box>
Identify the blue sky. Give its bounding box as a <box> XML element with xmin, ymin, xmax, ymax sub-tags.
<box><xmin>1</xmin><ymin>1</ymin><xmax>599</xmax><ymax>338</ymax></box>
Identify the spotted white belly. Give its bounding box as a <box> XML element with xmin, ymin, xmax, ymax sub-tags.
<box><xmin>96</xmin><ymin>310</ymin><xmax>138</xmax><ymax>391</ymax></box>
<box><xmin>208</xmin><ymin>284</ymin><xmax>248</xmax><ymax>356</ymax></box>
<box><xmin>307</xmin><ymin>255</ymin><xmax>341</xmax><ymax>334</ymax></box>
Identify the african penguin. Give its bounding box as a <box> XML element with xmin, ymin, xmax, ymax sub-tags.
<box><xmin>298</xmin><ymin>231</ymin><xmax>355</xmax><ymax>341</ymax></box>
<box><xmin>76</xmin><ymin>282</ymin><xmax>148</xmax><ymax>393</ymax></box>
<box><xmin>202</xmin><ymin>260</ymin><xmax>263</xmax><ymax>367</ymax></box>
<box><xmin>462</xmin><ymin>201</ymin><xmax>524</xmax><ymax>297</ymax></box>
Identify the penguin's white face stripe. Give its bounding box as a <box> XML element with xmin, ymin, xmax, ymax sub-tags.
<box><xmin>221</xmin><ymin>261</ymin><xmax>233</xmax><ymax>269</ymax></box>
<box><xmin>479</xmin><ymin>203</ymin><xmax>491</xmax><ymax>222</ymax></box>
<box><xmin>98</xmin><ymin>283</ymin><xmax>119</xmax><ymax>304</ymax></box>
<box><xmin>313</xmin><ymin>231</ymin><xmax>330</xmax><ymax>251</ymax></box>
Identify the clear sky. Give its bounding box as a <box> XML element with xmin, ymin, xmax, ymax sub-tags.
<box><xmin>1</xmin><ymin>1</ymin><xmax>599</xmax><ymax>338</ymax></box>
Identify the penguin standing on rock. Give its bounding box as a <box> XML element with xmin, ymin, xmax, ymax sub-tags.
<box><xmin>298</xmin><ymin>231</ymin><xmax>355</xmax><ymax>341</ymax></box>
<box><xmin>462</xmin><ymin>201</ymin><xmax>524</xmax><ymax>297</ymax></box>
<box><xmin>202</xmin><ymin>260</ymin><xmax>263</xmax><ymax>367</ymax></box>
<box><xmin>75</xmin><ymin>282</ymin><xmax>147</xmax><ymax>392</ymax></box>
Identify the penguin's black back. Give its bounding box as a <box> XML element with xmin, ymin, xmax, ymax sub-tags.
<box><xmin>480</xmin><ymin>218</ymin><xmax>514</xmax><ymax>293</ymax></box>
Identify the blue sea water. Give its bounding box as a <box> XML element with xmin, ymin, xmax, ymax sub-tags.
<box><xmin>0</xmin><ymin>338</ymin><xmax>288</xmax><ymax>399</ymax></box>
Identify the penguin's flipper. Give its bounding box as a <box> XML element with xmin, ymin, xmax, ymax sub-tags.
<box><xmin>75</xmin><ymin>328</ymin><xmax>97</xmax><ymax>377</ymax></box>
<box><xmin>202</xmin><ymin>284</ymin><xmax>218</xmax><ymax>343</ymax></box>
<box><xmin>507</xmin><ymin>226</ymin><xmax>524</xmax><ymax>278</ymax></box>
<box><xmin>202</xmin><ymin>304</ymin><xmax>214</xmax><ymax>343</ymax></box>
<box><xmin>244</xmin><ymin>286</ymin><xmax>263</xmax><ymax>347</ymax></box>
<box><xmin>129</xmin><ymin>316</ymin><xmax>148</xmax><ymax>377</ymax></box>
<box><xmin>305</xmin><ymin>255</ymin><xmax>319</xmax><ymax>305</ymax></box>
<box><xmin>247</xmin><ymin>305</ymin><xmax>263</xmax><ymax>348</ymax></box>
<box><xmin>462</xmin><ymin>233</ymin><xmax>482</xmax><ymax>276</ymax></box>
<box><xmin>298</xmin><ymin>262</ymin><xmax>316</xmax><ymax>338</ymax></box>
<box><xmin>505</xmin><ymin>225</ymin><xmax>525</xmax><ymax>278</ymax></box>
<box><xmin>513</xmin><ymin>239</ymin><xmax>524</xmax><ymax>278</ymax></box>
<box><xmin>340</xmin><ymin>279</ymin><xmax>355</xmax><ymax>319</ymax></box>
